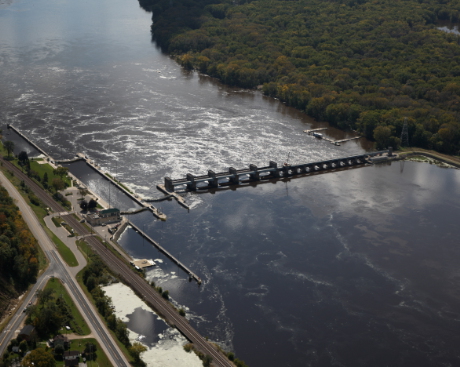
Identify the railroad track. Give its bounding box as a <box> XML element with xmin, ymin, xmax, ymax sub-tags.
<box><xmin>0</xmin><ymin>158</ymin><xmax>234</xmax><ymax>367</ymax></box>
<box><xmin>1</xmin><ymin>158</ymin><xmax>129</xmax><ymax>366</ymax></box>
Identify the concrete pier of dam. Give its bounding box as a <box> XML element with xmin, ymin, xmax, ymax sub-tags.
<box><xmin>164</xmin><ymin>151</ymin><xmax>392</xmax><ymax>192</ymax></box>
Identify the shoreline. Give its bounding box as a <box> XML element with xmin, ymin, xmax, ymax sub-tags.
<box><xmin>397</xmin><ymin>149</ymin><xmax>460</xmax><ymax>168</ymax></box>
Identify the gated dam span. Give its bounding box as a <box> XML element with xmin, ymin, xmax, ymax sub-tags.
<box><xmin>164</xmin><ymin>151</ymin><xmax>390</xmax><ymax>192</ymax></box>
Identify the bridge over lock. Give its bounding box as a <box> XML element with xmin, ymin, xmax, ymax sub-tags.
<box><xmin>164</xmin><ymin>151</ymin><xmax>389</xmax><ymax>192</ymax></box>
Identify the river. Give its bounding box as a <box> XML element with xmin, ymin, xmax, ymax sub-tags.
<box><xmin>1</xmin><ymin>0</ymin><xmax>460</xmax><ymax>366</ymax></box>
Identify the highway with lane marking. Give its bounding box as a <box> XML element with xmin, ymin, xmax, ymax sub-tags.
<box><xmin>0</xmin><ymin>157</ymin><xmax>235</xmax><ymax>367</ymax></box>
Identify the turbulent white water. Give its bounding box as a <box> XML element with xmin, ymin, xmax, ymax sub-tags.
<box><xmin>102</xmin><ymin>282</ymin><xmax>202</xmax><ymax>367</ymax></box>
<box><xmin>4</xmin><ymin>1</ymin><xmax>460</xmax><ymax>367</ymax></box>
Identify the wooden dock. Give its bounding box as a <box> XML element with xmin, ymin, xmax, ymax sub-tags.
<box><xmin>304</xmin><ymin>127</ymin><xmax>328</xmax><ymax>134</ymax></box>
<box><xmin>333</xmin><ymin>136</ymin><xmax>362</xmax><ymax>144</ymax></box>
<box><xmin>128</xmin><ymin>221</ymin><xmax>202</xmax><ymax>284</ymax></box>
<box><xmin>303</xmin><ymin>128</ymin><xmax>361</xmax><ymax>146</ymax></box>
<box><xmin>133</xmin><ymin>259</ymin><xmax>156</xmax><ymax>269</ymax></box>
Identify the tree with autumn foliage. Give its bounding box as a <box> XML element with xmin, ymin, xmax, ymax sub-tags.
<box><xmin>21</xmin><ymin>348</ymin><xmax>56</xmax><ymax>367</ymax></box>
<box><xmin>0</xmin><ymin>186</ymin><xmax>39</xmax><ymax>291</ymax></box>
<box><xmin>140</xmin><ymin>0</ymin><xmax>460</xmax><ymax>155</ymax></box>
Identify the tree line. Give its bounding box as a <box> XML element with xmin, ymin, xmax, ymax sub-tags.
<box><xmin>82</xmin><ymin>252</ymin><xmax>147</xmax><ymax>366</ymax></box>
<box><xmin>0</xmin><ymin>185</ymin><xmax>39</xmax><ymax>308</ymax></box>
<box><xmin>139</xmin><ymin>0</ymin><xmax>460</xmax><ymax>154</ymax></box>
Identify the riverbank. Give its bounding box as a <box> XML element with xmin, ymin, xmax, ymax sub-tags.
<box><xmin>102</xmin><ymin>282</ymin><xmax>202</xmax><ymax>367</ymax></box>
<box><xmin>142</xmin><ymin>0</ymin><xmax>460</xmax><ymax>158</ymax></box>
<box><xmin>398</xmin><ymin>148</ymin><xmax>460</xmax><ymax>168</ymax></box>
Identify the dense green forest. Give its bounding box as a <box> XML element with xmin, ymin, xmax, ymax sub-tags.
<box><xmin>139</xmin><ymin>0</ymin><xmax>460</xmax><ymax>154</ymax></box>
<box><xmin>0</xmin><ymin>185</ymin><xmax>39</xmax><ymax>316</ymax></box>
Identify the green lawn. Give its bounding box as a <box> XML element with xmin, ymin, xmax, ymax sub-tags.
<box><xmin>25</xmin><ymin>159</ymin><xmax>72</xmax><ymax>187</ymax></box>
<box><xmin>398</xmin><ymin>147</ymin><xmax>460</xmax><ymax>167</ymax></box>
<box><xmin>45</xmin><ymin>227</ymin><xmax>79</xmax><ymax>267</ymax></box>
<box><xmin>0</xmin><ymin>141</ymin><xmax>72</xmax><ymax>190</ymax></box>
<box><xmin>75</xmin><ymin>252</ymin><xmax>135</xmax><ymax>365</ymax></box>
<box><xmin>52</xmin><ymin>216</ymin><xmax>62</xmax><ymax>227</ymax></box>
<box><xmin>52</xmin><ymin>215</ymin><xmax>80</xmax><ymax>236</ymax></box>
<box><xmin>43</xmin><ymin>281</ymin><xmax>113</xmax><ymax>366</ymax></box>
<box><xmin>45</xmin><ymin>278</ymin><xmax>91</xmax><ymax>336</ymax></box>
<box><xmin>54</xmin><ymin>338</ymin><xmax>112</xmax><ymax>367</ymax></box>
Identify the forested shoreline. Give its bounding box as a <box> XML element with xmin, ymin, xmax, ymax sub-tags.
<box><xmin>139</xmin><ymin>0</ymin><xmax>460</xmax><ymax>154</ymax></box>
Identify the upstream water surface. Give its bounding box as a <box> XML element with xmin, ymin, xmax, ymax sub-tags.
<box><xmin>1</xmin><ymin>0</ymin><xmax>460</xmax><ymax>366</ymax></box>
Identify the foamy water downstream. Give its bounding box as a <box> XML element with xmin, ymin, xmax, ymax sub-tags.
<box><xmin>2</xmin><ymin>0</ymin><xmax>460</xmax><ymax>366</ymax></box>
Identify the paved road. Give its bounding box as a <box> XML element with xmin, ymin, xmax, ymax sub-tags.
<box><xmin>0</xmin><ymin>158</ymin><xmax>235</xmax><ymax>367</ymax></box>
<box><xmin>0</xmin><ymin>170</ymin><xmax>130</xmax><ymax>367</ymax></box>
<box><xmin>43</xmin><ymin>215</ymin><xmax>87</xmax><ymax>277</ymax></box>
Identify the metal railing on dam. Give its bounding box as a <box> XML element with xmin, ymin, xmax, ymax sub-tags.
<box><xmin>164</xmin><ymin>151</ymin><xmax>390</xmax><ymax>192</ymax></box>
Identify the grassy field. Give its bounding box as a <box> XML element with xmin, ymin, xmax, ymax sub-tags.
<box><xmin>45</xmin><ymin>277</ymin><xmax>91</xmax><ymax>335</ymax></box>
<box><xmin>53</xmin><ymin>215</ymin><xmax>80</xmax><ymax>236</ymax></box>
<box><xmin>11</xmin><ymin>158</ymin><xmax>72</xmax><ymax>187</ymax></box>
<box><xmin>44</xmin><ymin>280</ymin><xmax>113</xmax><ymax>366</ymax></box>
<box><xmin>75</xmin><ymin>250</ymin><xmax>135</xmax><ymax>365</ymax></box>
<box><xmin>45</xmin><ymin>227</ymin><xmax>79</xmax><ymax>267</ymax></box>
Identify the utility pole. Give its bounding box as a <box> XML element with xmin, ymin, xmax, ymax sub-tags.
<box><xmin>401</xmin><ymin>117</ymin><xmax>410</xmax><ymax>147</ymax></box>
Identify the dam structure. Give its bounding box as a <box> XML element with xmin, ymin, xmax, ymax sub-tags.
<box><xmin>164</xmin><ymin>151</ymin><xmax>390</xmax><ymax>192</ymax></box>
<box><xmin>128</xmin><ymin>221</ymin><xmax>202</xmax><ymax>284</ymax></box>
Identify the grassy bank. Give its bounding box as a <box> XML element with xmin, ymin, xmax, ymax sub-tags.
<box><xmin>44</xmin><ymin>278</ymin><xmax>91</xmax><ymax>335</ymax></box>
<box><xmin>44</xmin><ymin>227</ymin><xmax>79</xmax><ymax>267</ymax></box>
<box><xmin>75</xmin><ymin>245</ymin><xmax>135</xmax><ymax>365</ymax></box>
<box><xmin>398</xmin><ymin>147</ymin><xmax>460</xmax><ymax>168</ymax></box>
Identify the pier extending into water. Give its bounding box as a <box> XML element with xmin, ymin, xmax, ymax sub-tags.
<box><xmin>304</xmin><ymin>128</ymin><xmax>361</xmax><ymax>146</ymax></box>
<box><xmin>164</xmin><ymin>152</ymin><xmax>389</xmax><ymax>192</ymax></box>
<box><xmin>128</xmin><ymin>221</ymin><xmax>202</xmax><ymax>284</ymax></box>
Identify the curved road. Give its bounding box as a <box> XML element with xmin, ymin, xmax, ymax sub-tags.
<box><xmin>0</xmin><ymin>170</ymin><xmax>130</xmax><ymax>367</ymax></box>
<box><xmin>0</xmin><ymin>158</ymin><xmax>235</xmax><ymax>367</ymax></box>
